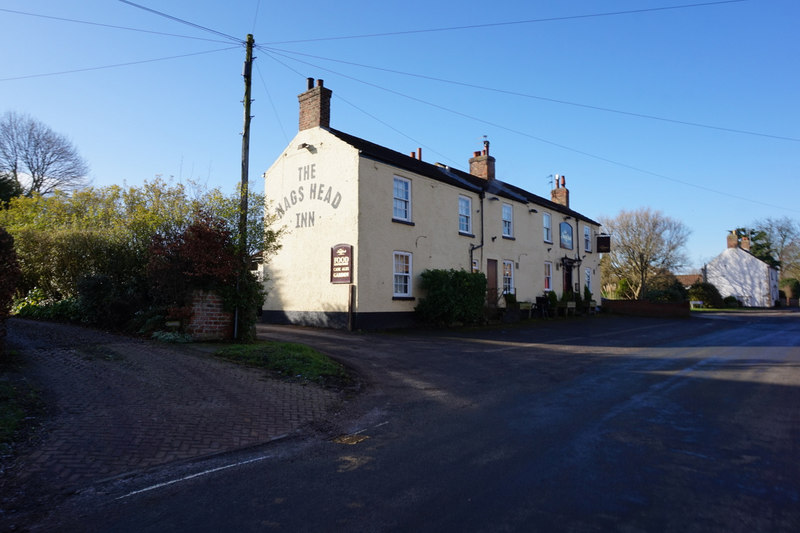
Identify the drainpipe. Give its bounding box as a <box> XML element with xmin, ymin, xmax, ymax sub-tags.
<box><xmin>470</xmin><ymin>191</ymin><xmax>486</xmax><ymax>268</ymax></box>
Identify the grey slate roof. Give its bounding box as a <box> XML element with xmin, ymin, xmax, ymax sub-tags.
<box><xmin>328</xmin><ymin>127</ymin><xmax>600</xmax><ymax>226</ymax></box>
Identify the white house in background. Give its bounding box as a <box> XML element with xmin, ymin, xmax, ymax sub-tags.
<box><xmin>705</xmin><ymin>232</ymin><xmax>780</xmax><ymax>307</ymax></box>
<box><xmin>260</xmin><ymin>79</ymin><xmax>603</xmax><ymax>329</ymax></box>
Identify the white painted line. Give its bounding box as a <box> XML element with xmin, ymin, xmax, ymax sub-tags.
<box><xmin>352</xmin><ymin>420</ymin><xmax>389</xmax><ymax>435</ymax></box>
<box><xmin>116</xmin><ymin>454</ymin><xmax>272</xmax><ymax>500</ymax></box>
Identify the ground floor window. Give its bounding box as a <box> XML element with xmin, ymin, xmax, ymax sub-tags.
<box><xmin>585</xmin><ymin>267</ymin><xmax>592</xmax><ymax>295</ymax></box>
<box><xmin>502</xmin><ymin>260</ymin><xmax>514</xmax><ymax>295</ymax></box>
<box><xmin>544</xmin><ymin>261</ymin><xmax>553</xmax><ymax>291</ymax></box>
<box><xmin>393</xmin><ymin>252</ymin><xmax>412</xmax><ymax>297</ymax></box>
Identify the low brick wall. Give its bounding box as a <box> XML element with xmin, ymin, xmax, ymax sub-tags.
<box><xmin>601</xmin><ymin>298</ymin><xmax>690</xmax><ymax>319</ymax></box>
<box><xmin>186</xmin><ymin>290</ymin><xmax>233</xmax><ymax>341</ymax></box>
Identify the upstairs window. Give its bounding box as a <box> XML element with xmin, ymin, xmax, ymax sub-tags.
<box><xmin>543</xmin><ymin>213</ymin><xmax>552</xmax><ymax>242</ymax></box>
<box><xmin>458</xmin><ymin>196</ymin><xmax>472</xmax><ymax>234</ymax></box>
<box><xmin>502</xmin><ymin>203</ymin><xmax>513</xmax><ymax>237</ymax></box>
<box><xmin>584</xmin><ymin>226</ymin><xmax>592</xmax><ymax>252</ymax></box>
<box><xmin>393</xmin><ymin>177</ymin><xmax>411</xmax><ymax>221</ymax></box>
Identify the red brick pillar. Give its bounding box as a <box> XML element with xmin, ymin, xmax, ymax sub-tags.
<box><xmin>186</xmin><ymin>290</ymin><xmax>234</xmax><ymax>341</ymax></box>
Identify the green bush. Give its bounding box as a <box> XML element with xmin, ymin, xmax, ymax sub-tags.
<box><xmin>547</xmin><ymin>290</ymin><xmax>558</xmax><ymax>308</ymax></box>
<box><xmin>77</xmin><ymin>274</ymin><xmax>147</xmax><ymax>329</ymax></box>
<box><xmin>1</xmin><ymin>227</ymin><xmax>21</xmax><ymax>358</ymax></box>
<box><xmin>782</xmin><ymin>279</ymin><xmax>799</xmax><ymax>299</ymax></box>
<box><xmin>415</xmin><ymin>269</ymin><xmax>487</xmax><ymax>327</ymax></box>
<box><xmin>0</xmin><ymin>227</ymin><xmax>20</xmax><ymax>318</ymax></box>
<box><xmin>688</xmin><ymin>281</ymin><xmax>724</xmax><ymax>308</ymax></box>
<box><xmin>13</xmin><ymin>295</ymin><xmax>82</xmax><ymax>322</ymax></box>
<box><xmin>723</xmin><ymin>296</ymin><xmax>741</xmax><ymax>308</ymax></box>
<box><xmin>645</xmin><ymin>273</ymin><xmax>688</xmax><ymax>303</ymax></box>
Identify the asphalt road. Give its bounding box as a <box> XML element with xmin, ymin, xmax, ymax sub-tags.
<box><xmin>59</xmin><ymin>311</ymin><xmax>800</xmax><ymax>532</ymax></box>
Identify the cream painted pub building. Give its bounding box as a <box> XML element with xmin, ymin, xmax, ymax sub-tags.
<box><xmin>261</xmin><ymin>79</ymin><xmax>603</xmax><ymax>329</ymax></box>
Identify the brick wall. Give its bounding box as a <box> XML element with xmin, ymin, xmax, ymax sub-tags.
<box><xmin>602</xmin><ymin>298</ymin><xmax>690</xmax><ymax>319</ymax></box>
<box><xmin>186</xmin><ymin>290</ymin><xmax>234</xmax><ymax>341</ymax></box>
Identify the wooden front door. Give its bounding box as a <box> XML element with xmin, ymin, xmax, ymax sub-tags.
<box><xmin>487</xmin><ymin>259</ymin><xmax>498</xmax><ymax>307</ymax></box>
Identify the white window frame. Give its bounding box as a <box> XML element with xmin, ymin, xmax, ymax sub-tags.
<box><xmin>502</xmin><ymin>203</ymin><xmax>513</xmax><ymax>237</ymax></box>
<box><xmin>502</xmin><ymin>260</ymin><xmax>514</xmax><ymax>295</ymax></box>
<box><xmin>393</xmin><ymin>176</ymin><xmax>411</xmax><ymax>221</ymax></box>
<box><xmin>543</xmin><ymin>213</ymin><xmax>552</xmax><ymax>243</ymax></box>
<box><xmin>458</xmin><ymin>195</ymin><xmax>472</xmax><ymax>234</ymax></box>
<box><xmin>393</xmin><ymin>251</ymin><xmax>412</xmax><ymax>297</ymax></box>
<box><xmin>544</xmin><ymin>261</ymin><xmax>553</xmax><ymax>291</ymax></box>
<box><xmin>584</xmin><ymin>226</ymin><xmax>592</xmax><ymax>252</ymax></box>
<box><xmin>585</xmin><ymin>267</ymin><xmax>592</xmax><ymax>295</ymax></box>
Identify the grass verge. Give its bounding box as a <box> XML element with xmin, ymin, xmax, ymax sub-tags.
<box><xmin>1</xmin><ymin>354</ymin><xmax>45</xmax><ymax>455</ymax></box>
<box><xmin>214</xmin><ymin>341</ymin><xmax>352</xmax><ymax>388</ymax></box>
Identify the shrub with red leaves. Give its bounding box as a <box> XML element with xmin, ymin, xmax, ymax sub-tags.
<box><xmin>147</xmin><ymin>212</ymin><xmax>238</xmax><ymax>309</ymax></box>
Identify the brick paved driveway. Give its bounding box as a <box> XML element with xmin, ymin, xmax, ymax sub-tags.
<box><xmin>1</xmin><ymin>319</ymin><xmax>346</xmax><ymax>526</ymax></box>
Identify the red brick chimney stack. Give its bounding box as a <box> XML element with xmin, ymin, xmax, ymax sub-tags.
<box><xmin>741</xmin><ymin>235</ymin><xmax>751</xmax><ymax>251</ymax></box>
<box><xmin>298</xmin><ymin>78</ymin><xmax>332</xmax><ymax>131</ymax></box>
<box><xmin>469</xmin><ymin>140</ymin><xmax>495</xmax><ymax>181</ymax></box>
<box><xmin>551</xmin><ymin>174</ymin><xmax>570</xmax><ymax>208</ymax></box>
<box><xmin>727</xmin><ymin>231</ymin><xmax>738</xmax><ymax>249</ymax></box>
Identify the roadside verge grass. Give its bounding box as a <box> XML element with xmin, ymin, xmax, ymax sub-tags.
<box><xmin>1</xmin><ymin>353</ymin><xmax>45</xmax><ymax>454</ymax></box>
<box><xmin>214</xmin><ymin>341</ymin><xmax>352</xmax><ymax>388</ymax></box>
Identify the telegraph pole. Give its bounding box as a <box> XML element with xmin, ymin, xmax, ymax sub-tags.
<box><xmin>235</xmin><ymin>33</ymin><xmax>254</xmax><ymax>340</ymax></box>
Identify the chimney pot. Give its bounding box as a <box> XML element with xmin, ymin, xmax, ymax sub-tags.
<box><xmin>417</xmin><ymin>147</ymin><xmax>422</xmax><ymax>160</ymax></box>
<box><xmin>317</xmin><ymin>79</ymin><xmax>324</xmax><ymax>87</ymax></box>
<box><xmin>306</xmin><ymin>77</ymin><xmax>314</xmax><ymax>90</ymax></box>
<box><xmin>410</xmin><ymin>152</ymin><xmax>416</xmax><ymax>159</ymax></box>
<box><xmin>551</xmin><ymin>174</ymin><xmax>570</xmax><ymax>208</ymax></box>
<box><xmin>298</xmin><ymin>79</ymin><xmax>333</xmax><ymax>131</ymax></box>
<box><xmin>469</xmin><ymin>144</ymin><xmax>496</xmax><ymax>181</ymax></box>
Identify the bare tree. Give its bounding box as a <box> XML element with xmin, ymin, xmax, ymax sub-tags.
<box><xmin>600</xmin><ymin>207</ymin><xmax>691</xmax><ymax>300</ymax></box>
<box><xmin>0</xmin><ymin>112</ymin><xmax>89</xmax><ymax>196</ymax></box>
<box><xmin>753</xmin><ymin>216</ymin><xmax>800</xmax><ymax>280</ymax></box>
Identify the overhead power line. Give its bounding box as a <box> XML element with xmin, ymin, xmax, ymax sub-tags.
<box><xmin>0</xmin><ymin>7</ymin><xmax>237</xmax><ymax>44</ymax></box>
<box><xmin>262</xmin><ymin>0</ymin><xmax>749</xmax><ymax>44</ymax></box>
<box><xmin>261</xmin><ymin>46</ymin><xmax>798</xmax><ymax>143</ymax></box>
<box><xmin>117</xmin><ymin>0</ymin><xmax>242</xmax><ymax>43</ymax></box>
<box><xmin>0</xmin><ymin>47</ymin><xmax>240</xmax><ymax>82</ymax></box>
<box><xmin>260</xmin><ymin>48</ymin><xmax>799</xmax><ymax>214</ymax></box>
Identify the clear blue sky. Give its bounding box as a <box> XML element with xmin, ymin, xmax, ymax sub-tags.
<box><xmin>2</xmin><ymin>0</ymin><xmax>798</xmax><ymax>272</ymax></box>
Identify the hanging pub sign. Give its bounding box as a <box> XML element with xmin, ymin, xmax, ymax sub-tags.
<box><xmin>596</xmin><ymin>234</ymin><xmax>611</xmax><ymax>253</ymax></box>
<box><xmin>331</xmin><ymin>243</ymin><xmax>353</xmax><ymax>284</ymax></box>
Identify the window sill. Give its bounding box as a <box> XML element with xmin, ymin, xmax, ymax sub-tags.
<box><xmin>392</xmin><ymin>218</ymin><xmax>415</xmax><ymax>226</ymax></box>
<box><xmin>502</xmin><ymin>235</ymin><xmax>515</xmax><ymax>241</ymax></box>
<box><xmin>459</xmin><ymin>231</ymin><xmax>475</xmax><ymax>238</ymax></box>
<box><xmin>392</xmin><ymin>296</ymin><xmax>416</xmax><ymax>301</ymax></box>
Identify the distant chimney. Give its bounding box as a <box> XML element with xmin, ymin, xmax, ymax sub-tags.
<box><xmin>727</xmin><ymin>231</ymin><xmax>738</xmax><ymax>249</ymax></box>
<box><xmin>551</xmin><ymin>174</ymin><xmax>569</xmax><ymax>208</ymax></box>
<box><xmin>298</xmin><ymin>78</ymin><xmax>332</xmax><ymax>131</ymax></box>
<box><xmin>741</xmin><ymin>235</ymin><xmax>751</xmax><ymax>251</ymax></box>
<box><xmin>469</xmin><ymin>140</ymin><xmax>495</xmax><ymax>180</ymax></box>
